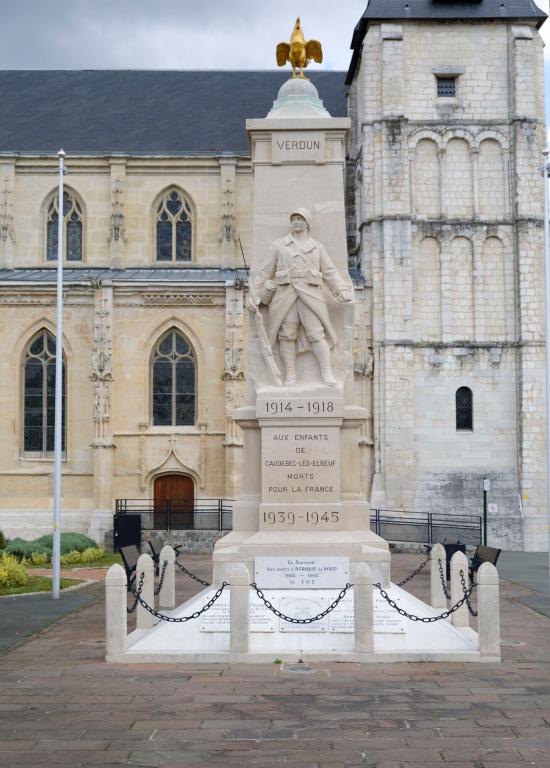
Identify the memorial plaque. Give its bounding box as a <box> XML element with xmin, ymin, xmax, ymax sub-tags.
<box><xmin>255</xmin><ymin>557</ymin><xmax>349</xmax><ymax>589</ymax></box>
<box><xmin>200</xmin><ymin>591</ymin><xmax>276</xmax><ymax>633</ymax></box>
<box><xmin>374</xmin><ymin>592</ymin><xmax>406</xmax><ymax>634</ymax></box>
<box><xmin>261</xmin><ymin>425</ymin><xmax>340</xmax><ymax>505</ymax></box>
<box><xmin>279</xmin><ymin>594</ymin><xmax>328</xmax><ymax>632</ymax></box>
<box><xmin>328</xmin><ymin>590</ymin><xmax>406</xmax><ymax>634</ymax></box>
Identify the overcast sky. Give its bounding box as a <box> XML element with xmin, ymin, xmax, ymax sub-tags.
<box><xmin>1</xmin><ymin>0</ymin><xmax>549</xmax><ymax>116</ymax></box>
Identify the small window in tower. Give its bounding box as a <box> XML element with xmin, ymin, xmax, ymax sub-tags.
<box><xmin>456</xmin><ymin>387</ymin><xmax>473</xmax><ymax>432</ymax></box>
<box><xmin>437</xmin><ymin>76</ymin><xmax>456</xmax><ymax>98</ymax></box>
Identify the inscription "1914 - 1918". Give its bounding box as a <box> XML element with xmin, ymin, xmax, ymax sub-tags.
<box><xmin>257</xmin><ymin>399</ymin><xmax>342</xmax><ymax>418</ymax></box>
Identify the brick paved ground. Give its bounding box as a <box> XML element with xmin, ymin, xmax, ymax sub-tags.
<box><xmin>1</xmin><ymin>553</ymin><xmax>550</xmax><ymax>767</ymax></box>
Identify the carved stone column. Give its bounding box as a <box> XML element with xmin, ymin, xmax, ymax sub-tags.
<box><xmin>108</xmin><ymin>159</ymin><xmax>127</xmax><ymax>269</ymax></box>
<box><xmin>219</xmin><ymin>158</ymin><xmax>238</xmax><ymax>268</ymax></box>
<box><xmin>0</xmin><ymin>159</ymin><xmax>16</xmax><ymax>269</ymax></box>
<box><xmin>352</xmin><ymin>291</ymin><xmax>374</xmax><ymax>499</ymax></box>
<box><xmin>221</xmin><ymin>281</ymin><xmax>245</xmax><ymax>498</ymax></box>
<box><xmin>89</xmin><ymin>281</ymin><xmax>116</xmax><ymax>543</ymax></box>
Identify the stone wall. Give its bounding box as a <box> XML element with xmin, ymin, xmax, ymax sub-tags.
<box><xmin>348</xmin><ymin>20</ymin><xmax>547</xmax><ymax>550</ymax></box>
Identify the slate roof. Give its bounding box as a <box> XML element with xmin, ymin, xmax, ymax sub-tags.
<box><xmin>0</xmin><ymin>70</ymin><xmax>347</xmax><ymax>156</ymax></box>
<box><xmin>346</xmin><ymin>1</ymin><xmax>547</xmax><ymax>83</ymax></box>
<box><xmin>0</xmin><ymin>267</ymin><xmax>364</xmax><ymax>285</ymax></box>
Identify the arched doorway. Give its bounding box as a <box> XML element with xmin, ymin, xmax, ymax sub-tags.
<box><xmin>154</xmin><ymin>474</ymin><xmax>194</xmax><ymax>530</ymax></box>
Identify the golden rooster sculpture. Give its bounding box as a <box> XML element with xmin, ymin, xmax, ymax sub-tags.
<box><xmin>276</xmin><ymin>18</ymin><xmax>323</xmax><ymax>79</ymax></box>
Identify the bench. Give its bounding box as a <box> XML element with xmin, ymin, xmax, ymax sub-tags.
<box><xmin>147</xmin><ymin>535</ymin><xmax>182</xmax><ymax>574</ymax></box>
<box><xmin>118</xmin><ymin>544</ymin><xmax>140</xmax><ymax>592</ymax></box>
<box><xmin>469</xmin><ymin>545</ymin><xmax>501</xmax><ymax>581</ymax></box>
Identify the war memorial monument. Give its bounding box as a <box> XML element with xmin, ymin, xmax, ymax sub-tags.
<box><xmin>105</xmin><ymin>20</ymin><xmax>501</xmax><ymax>664</ymax></box>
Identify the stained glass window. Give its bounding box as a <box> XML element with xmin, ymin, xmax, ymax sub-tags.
<box><xmin>23</xmin><ymin>330</ymin><xmax>66</xmax><ymax>455</ymax></box>
<box><xmin>152</xmin><ymin>330</ymin><xmax>196</xmax><ymax>425</ymax></box>
<box><xmin>456</xmin><ymin>387</ymin><xmax>473</xmax><ymax>431</ymax></box>
<box><xmin>155</xmin><ymin>189</ymin><xmax>193</xmax><ymax>262</ymax></box>
<box><xmin>46</xmin><ymin>190</ymin><xmax>83</xmax><ymax>262</ymax></box>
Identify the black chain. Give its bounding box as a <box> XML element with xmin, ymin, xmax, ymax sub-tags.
<box><xmin>374</xmin><ymin>581</ymin><xmax>477</xmax><ymax>623</ymax></box>
<box><xmin>175</xmin><ymin>560</ymin><xmax>210</xmax><ymax>587</ymax></box>
<box><xmin>127</xmin><ymin>571</ymin><xmax>144</xmax><ymax>614</ymax></box>
<box><xmin>397</xmin><ymin>556</ymin><xmax>430</xmax><ymax>587</ymax></box>
<box><xmin>131</xmin><ymin>578</ymin><xmax>229</xmax><ymax>623</ymax></box>
<box><xmin>438</xmin><ymin>558</ymin><xmax>451</xmax><ymax>599</ymax></box>
<box><xmin>251</xmin><ymin>583</ymin><xmax>352</xmax><ymax>624</ymax></box>
<box><xmin>154</xmin><ymin>560</ymin><xmax>168</xmax><ymax>596</ymax></box>
<box><xmin>460</xmin><ymin>569</ymin><xmax>478</xmax><ymax>617</ymax></box>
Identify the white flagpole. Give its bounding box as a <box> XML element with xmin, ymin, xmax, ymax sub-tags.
<box><xmin>52</xmin><ymin>149</ymin><xmax>65</xmax><ymax>600</ymax></box>
<box><xmin>544</xmin><ymin>149</ymin><xmax>550</xmax><ymax>593</ymax></box>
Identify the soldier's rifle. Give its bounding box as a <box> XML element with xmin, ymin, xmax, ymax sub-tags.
<box><xmin>238</xmin><ymin>236</ymin><xmax>283</xmax><ymax>386</ymax></box>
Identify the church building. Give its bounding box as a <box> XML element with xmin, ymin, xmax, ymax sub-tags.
<box><xmin>0</xmin><ymin>0</ymin><xmax>547</xmax><ymax>551</ymax></box>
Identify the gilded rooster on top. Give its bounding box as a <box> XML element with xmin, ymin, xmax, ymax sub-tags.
<box><xmin>276</xmin><ymin>18</ymin><xmax>323</xmax><ymax>79</ymax></box>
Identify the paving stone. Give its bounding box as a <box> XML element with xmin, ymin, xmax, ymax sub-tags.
<box><xmin>1</xmin><ymin>554</ymin><xmax>550</xmax><ymax>767</ymax></box>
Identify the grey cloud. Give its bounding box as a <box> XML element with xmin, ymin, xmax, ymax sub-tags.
<box><xmin>0</xmin><ymin>0</ymin><xmax>366</xmax><ymax>70</ymax></box>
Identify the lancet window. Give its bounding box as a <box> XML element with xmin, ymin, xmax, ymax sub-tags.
<box><xmin>152</xmin><ymin>330</ymin><xmax>196</xmax><ymax>425</ymax></box>
<box><xmin>23</xmin><ymin>330</ymin><xmax>66</xmax><ymax>455</ymax></box>
<box><xmin>155</xmin><ymin>189</ymin><xmax>193</xmax><ymax>262</ymax></box>
<box><xmin>456</xmin><ymin>387</ymin><xmax>473</xmax><ymax>432</ymax></box>
<box><xmin>46</xmin><ymin>189</ymin><xmax>84</xmax><ymax>262</ymax></box>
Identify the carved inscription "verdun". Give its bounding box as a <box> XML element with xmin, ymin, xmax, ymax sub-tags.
<box><xmin>275</xmin><ymin>139</ymin><xmax>321</xmax><ymax>151</ymax></box>
<box><xmin>271</xmin><ymin>133</ymin><xmax>325</xmax><ymax>164</ymax></box>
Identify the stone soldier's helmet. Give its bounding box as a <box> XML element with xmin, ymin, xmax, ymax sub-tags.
<box><xmin>290</xmin><ymin>207</ymin><xmax>312</xmax><ymax>230</ymax></box>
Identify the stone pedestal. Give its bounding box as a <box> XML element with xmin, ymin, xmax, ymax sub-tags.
<box><xmin>213</xmin><ymin>78</ymin><xmax>390</xmax><ymax>587</ymax></box>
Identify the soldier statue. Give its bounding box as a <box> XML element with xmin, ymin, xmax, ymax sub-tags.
<box><xmin>249</xmin><ymin>208</ymin><xmax>353</xmax><ymax>386</ymax></box>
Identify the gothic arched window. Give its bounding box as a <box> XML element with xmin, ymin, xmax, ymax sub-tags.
<box><xmin>456</xmin><ymin>387</ymin><xmax>473</xmax><ymax>431</ymax></box>
<box><xmin>152</xmin><ymin>330</ymin><xmax>196</xmax><ymax>425</ymax></box>
<box><xmin>23</xmin><ymin>330</ymin><xmax>66</xmax><ymax>455</ymax></box>
<box><xmin>46</xmin><ymin>189</ymin><xmax>84</xmax><ymax>262</ymax></box>
<box><xmin>155</xmin><ymin>189</ymin><xmax>193</xmax><ymax>262</ymax></box>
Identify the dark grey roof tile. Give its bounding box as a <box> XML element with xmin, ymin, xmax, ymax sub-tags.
<box><xmin>0</xmin><ymin>70</ymin><xmax>347</xmax><ymax>155</ymax></box>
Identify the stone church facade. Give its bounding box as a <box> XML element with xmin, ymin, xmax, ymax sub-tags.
<box><xmin>0</xmin><ymin>1</ymin><xmax>547</xmax><ymax>550</ymax></box>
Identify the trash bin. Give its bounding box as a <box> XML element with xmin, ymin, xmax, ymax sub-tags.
<box><xmin>443</xmin><ymin>542</ymin><xmax>466</xmax><ymax>581</ymax></box>
<box><xmin>113</xmin><ymin>513</ymin><xmax>141</xmax><ymax>550</ymax></box>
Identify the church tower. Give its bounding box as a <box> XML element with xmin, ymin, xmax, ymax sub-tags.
<box><xmin>346</xmin><ymin>0</ymin><xmax>548</xmax><ymax>550</ymax></box>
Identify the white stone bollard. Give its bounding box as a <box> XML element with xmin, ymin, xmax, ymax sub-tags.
<box><xmin>430</xmin><ymin>543</ymin><xmax>447</xmax><ymax>609</ymax></box>
<box><xmin>136</xmin><ymin>553</ymin><xmax>155</xmax><ymax>630</ymax></box>
<box><xmin>230</xmin><ymin>563</ymin><xmax>250</xmax><ymax>653</ymax></box>
<box><xmin>158</xmin><ymin>545</ymin><xmax>176</xmax><ymax>609</ymax></box>
<box><xmin>354</xmin><ymin>562</ymin><xmax>374</xmax><ymax>653</ymax></box>
<box><xmin>105</xmin><ymin>563</ymin><xmax>127</xmax><ymax>661</ymax></box>
<box><xmin>450</xmin><ymin>551</ymin><xmax>470</xmax><ymax>628</ymax></box>
<box><xmin>477</xmin><ymin>562</ymin><xmax>500</xmax><ymax>657</ymax></box>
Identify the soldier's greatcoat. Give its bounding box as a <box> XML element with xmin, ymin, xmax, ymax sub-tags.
<box><xmin>254</xmin><ymin>234</ymin><xmax>349</xmax><ymax>351</ymax></box>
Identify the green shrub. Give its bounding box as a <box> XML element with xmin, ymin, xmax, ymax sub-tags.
<box><xmin>35</xmin><ymin>533</ymin><xmax>97</xmax><ymax>555</ymax></box>
<box><xmin>5</xmin><ymin>539</ymin><xmax>50</xmax><ymax>559</ymax></box>
<box><xmin>80</xmin><ymin>546</ymin><xmax>104</xmax><ymax>563</ymax></box>
<box><xmin>0</xmin><ymin>530</ymin><xmax>5</xmax><ymax>549</ymax></box>
<box><xmin>30</xmin><ymin>551</ymin><xmax>50</xmax><ymax>566</ymax></box>
<box><xmin>0</xmin><ymin>552</ymin><xmax>29</xmax><ymax>589</ymax></box>
<box><xmin>60</xmin><ymin>550</ymin><xmax>83</xmax><ymax>566</ymax></box>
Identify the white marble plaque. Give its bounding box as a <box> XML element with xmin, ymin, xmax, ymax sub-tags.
<box><xmin>255</xmin><ymin>557</ymin><xmax>349</xmax><ymax>589</ymax></box>
<box><xmin>329</xmin><ymin>593</ymin><xmax>354</xmax><ymax>633</ymax></box>
<box><xmin>279</xmin><ymin>594</ymin><xmax>328</xmax><ymax>632</ymax></box>
<box><xmin>374</xmin><ymin>592</ymin><xmax>406</xmax><ymax>634</ymax></box>
<box><xmin>328</xmin><ymin>591</ymin><xmax>406</xmax><ymax>634</ymax></box>
<box><xmin>200</xmin><ymin>591</ymin><xmax>276</xmax><ymax>633</ymax></box>
<box><xmin>261</xmin><ymin>424</ymin><xmax>340</xmax><ymax>505</ymax></box>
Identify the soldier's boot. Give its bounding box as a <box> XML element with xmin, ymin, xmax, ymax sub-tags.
<box><xmin>312</xmin><ymin>339</ymin><xmax>337</xmax><ymax>386</ymax></box>
<box><xmin>279</xmin><ymin>340</ymin><xmax>297</xmax><ymax>386</ymax></box>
